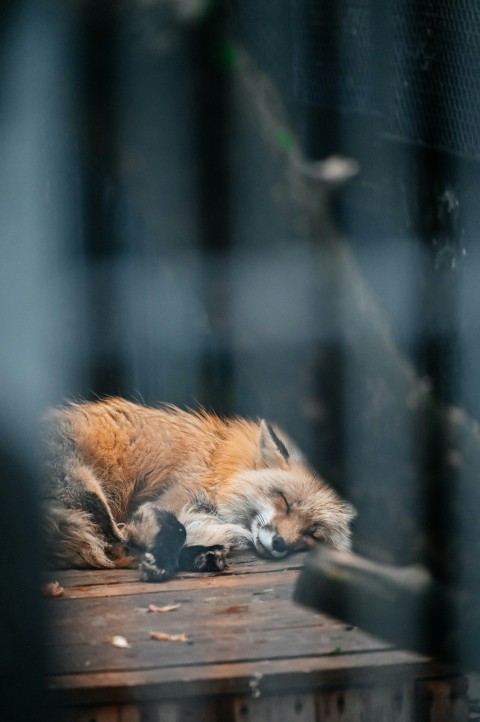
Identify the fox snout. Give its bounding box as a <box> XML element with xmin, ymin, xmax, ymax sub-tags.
<box><xmin>252</xmin><ymin>523</ymin><xmax>289</xmax><ymax>559</ymax></box>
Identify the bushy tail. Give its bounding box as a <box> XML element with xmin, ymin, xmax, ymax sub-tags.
<box><xmin>42</xmin><ymin>501</ymin><xmax>116</xmax><ymax>569</ymax></box>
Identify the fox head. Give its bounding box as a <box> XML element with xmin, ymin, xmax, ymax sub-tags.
<box><xmin>219</xmin><ymin>420</ymin><xmax>356</xmax><ymax>559</ymax></box>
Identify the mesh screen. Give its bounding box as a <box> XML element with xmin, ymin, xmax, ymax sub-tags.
<box><xmin>233</xmin><ymin>0</ymin><xmax>480</xmax><ymax>158</ymax></box>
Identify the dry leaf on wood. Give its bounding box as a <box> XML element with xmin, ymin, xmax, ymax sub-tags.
<box><xmin>147</xmin><ymin>603</ymin><xmax>180</xmax><ymax>613</ymax></box>
<box><xmin>109</xmin><ymin>635</ymin><xmax>131</xmax><ymax>648</ymax></box>
<box><xmin>150</xmin><ymin>631</ymin><xmax>189</xmax><ymax>643</ymax></box>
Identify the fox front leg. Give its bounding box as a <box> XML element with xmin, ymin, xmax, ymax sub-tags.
<box><xmin>124</xmin><ymin>502</ymin><xmax>186</xmax><ymax>581</ymax></box>
<box><xmin>177</xmin><ymin>509</ymin><xmax>252</xmax><ymax>573</ymax></box>
<box><xmin>178</xmin><ymin>544</ymin><xmax>227</xmax><ymax>572</ymax></box>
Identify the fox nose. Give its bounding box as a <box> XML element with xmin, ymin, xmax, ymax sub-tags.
<box><xmin>271</xmin><ymin>535</ymin><xmax>287</xmax><ymax>554</ymax></box>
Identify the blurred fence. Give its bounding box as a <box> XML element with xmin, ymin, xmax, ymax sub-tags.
<box><xmin>3</xmin><ymin>0</ymin><xmax>480</xmax><ymax>718</ymax></box>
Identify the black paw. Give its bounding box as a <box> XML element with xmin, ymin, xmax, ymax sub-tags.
<box><xmin>179</xmin><ymin>545</ymin><xmax>228</xmax><ymax>572</ymax></box>
<box><xmin>138</xmin><ymin>553</ymin><xmax>172</xmax><ymax>582</ymax></box>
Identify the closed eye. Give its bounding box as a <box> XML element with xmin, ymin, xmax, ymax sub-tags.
<box><xmin>278</xmin><ymin>491</ymin><xmax>291</xmax><ymax>513</ymax></box>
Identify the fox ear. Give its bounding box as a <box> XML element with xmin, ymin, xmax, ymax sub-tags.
<box><xmin>257</xmin><ymin>420</ymin><xmax>290</xmax><ymax>467</ymax></box>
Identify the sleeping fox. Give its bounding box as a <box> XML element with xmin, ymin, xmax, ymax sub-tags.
<box><xmin>42</xmin><ymin>398</ymin><xmax>356</xmax><ymax>581</ymax></box>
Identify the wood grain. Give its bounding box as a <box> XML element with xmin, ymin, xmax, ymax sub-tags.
<box><xmin>54</xmin><ymin>568</ymin><xmax>302</xmax><ymax>600</ymax></box>
<box><xmin>221</xmin><ymin>693</ymin><xmax>317</xmax><ymax>722</ymax></box>
<box><xmin>51</xmin><ymin>552</ymin><xmax>306</xmax><ymax>590</ymax></box>
<box><xmin>46</xmin><ymin>553</ymin><xmax>466</xmax><ymax>721</ymax></box>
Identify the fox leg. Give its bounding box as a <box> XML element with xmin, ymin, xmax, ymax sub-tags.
<box><xmin>177</xmin><ymin>510</ymin><xmax>251</xmax><ymax>572</ymax></box>
<box><xmin>124</xmin><ymin>502</ymin><xmax>186</xmax><ymax>582</ymax></box>
<box><xmin>178</xmin><ymin>544</ymin><xmax>227</xmax><ymax>572</ymax></box>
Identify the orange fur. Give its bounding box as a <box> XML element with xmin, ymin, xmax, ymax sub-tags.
<box><xmin>43</xmin><ymin>398</ymin><xmax>356</xmax><ymax>575</ymax></box>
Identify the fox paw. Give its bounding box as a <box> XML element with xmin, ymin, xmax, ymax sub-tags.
<box><xmin>138</xmin><ymin>553</ymin><xmax>171</xmax><ymax>582</ymax></box>
<box><xmin>179</xmin><ymin>544</ymin><xmax>228</xmax><ymax>573</ymax></box>
<box><xmin>195</xmin><ymin>545</ymin><xmax>228</xmax><ymax>572</ymax></box>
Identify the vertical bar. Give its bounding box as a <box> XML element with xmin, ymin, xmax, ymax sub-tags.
<box><xmin>75</xmin><ymin>0</ymin><xmax>126</xmax><ymax>397</ymax></box>
<box><xmin>188</xmin><ymin>7</ymin><xmax>235</xmax><ymax>414</ymax></box>
<box><xmin>0</xmin><ymin>1</ymin><xmax>77</xmax><ymax>720</ymax></box>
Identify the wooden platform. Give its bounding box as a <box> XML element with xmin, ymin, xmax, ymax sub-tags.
<box><xmin>45</xmin><ymin>552</ymin><xmax>468</xmax><ymax>721</ymax></box>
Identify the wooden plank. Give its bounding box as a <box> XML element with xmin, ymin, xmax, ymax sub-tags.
<box><xmin>48</xmin><ymin>621</ymin><xmax>389</xmax><ymax>676</ymax></box>
<box><xmin>50</xmin><ymin>569</ymin><xmax>297</xmax><ymax>600</ymax></box>
<box><xmin>51</xmin><ymin>553</ymin><xmax>307</xmax><ymax>589</ymax></box>
<box><xmin>51</xmin><ymin>569</ymin><xmax>302</xmax><ymax>600</ymax></box>
<box><xmin>47</xmin><ymin>567</ymin><xmax>390</xmax><ymax>676</ymax></box>
<box><xmin>57</xmin><ymin>677</ymin><xmax>468</xmax><ymax>722</ymax></box>
<box><xmin>48</xmin><ymin>583</ymin><xmax>337</xmax><ymax>646</ymax></box>
<box><xmin>45</xmin><ymin>550</ymin><xmax>466</xmax><ymax>718</ymax></box>
<box><xmin>415</xmin><ymin>677</ymin><xmax>468</xmax><ymax>722</ymax></box>
<box><xmin>316</xmin><ymin>683</ymin><xmax>415</xmax><ymax>722</ymax></box>
<box><xmin>134</xmin><ymin>700</ymin><xmax>218</xmax><ymax>722</ymax></box>
<box><xmin>50</xmin><ymin>574</ymin><xmax>312</xmax><ymax>612</ymax></box>
<box><xmin>47</xmin><ymin>650</ymin><xmax>453</xmax><ymax>707</ymax></box>
<box><xmin>221</xmin><ymin>693</ymin><xmax>316</xmax><ymax>722</ymax></box>
<box><xmin>62</xmin><ymin>702</ymin><xmax>215</xmax><ymax>722</ymax></box>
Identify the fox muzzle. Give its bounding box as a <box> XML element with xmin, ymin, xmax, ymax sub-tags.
<box><xmin>254</xmin><ymin>524</ymin><xmax>289</xmax><ymax>559</ymax></box>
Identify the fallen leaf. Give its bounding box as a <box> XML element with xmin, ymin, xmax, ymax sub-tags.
<box><xmin>150</xmin><ymin>631</ymin><xmax>189</xmax><ymax>643</ymax></box>
<box><xmin>147</xmin><ymin>603</ymin><xmax>180</xmax><ymax>613</ymax></box>
<box><xmin>42</xmin><ymin>581</ymin><xmax>65</xmax><ymax>598</ymax></box>
<box><xmin>109</xmin><ymin>635</ymin><xmax>131</xmax><ymax>649</ymax></box>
